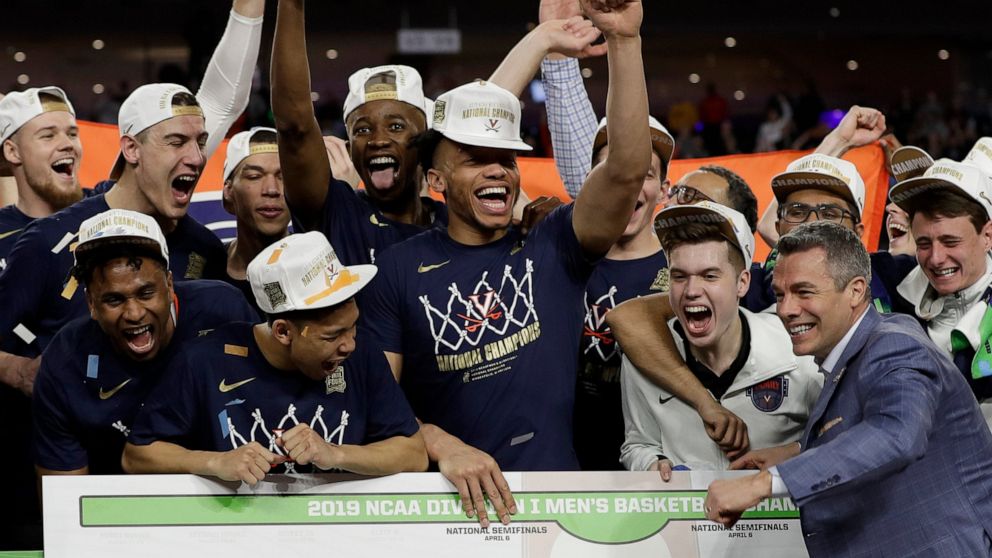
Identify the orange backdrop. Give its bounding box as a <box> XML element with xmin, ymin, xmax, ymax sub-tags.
<box><xmin>78</xmin><ymin>121</ymin><xmax>889</xmax><ymax>261</ymax></box>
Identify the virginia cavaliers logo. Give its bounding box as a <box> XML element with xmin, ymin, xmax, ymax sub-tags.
<box><xmin>460</xmin><ymin>291</ymin><xmax>504</xmax><ymax>332</ymax></box>
<box><xmin>748</xmin><ymin>376</ymin><xmax>789</xmax><ymax>412</ymax></box>
<box><xmin>420</xmin><ymin>258</ymin><xmax>538</xmax><ymax>352</ymax></box>
<box><xmin>485</xmin><ymin>118</ymin><xmax>501</xmax><ymax>132</ymax></box>
<box><xmin>583</xmin><ymin>287</ymin><xmax>618</xmax><ymax>361</ymax></box>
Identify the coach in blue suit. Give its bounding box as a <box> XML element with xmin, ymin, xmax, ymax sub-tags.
<box><xmin>705</xmin><ymin>221</ymin><xmax>992</xmax><ymax>557</ymax></box>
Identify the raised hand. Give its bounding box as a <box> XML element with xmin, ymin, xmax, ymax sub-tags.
<box><xmin>539</xmin><ymin>0</ymin><xmax>582</xmax><ymax>22</ymax></box>
<box><xmin>578</xmin><ymin>0</ymin><xmax>643</xmax><ymax>39</ymax></box>
<box><xmin>545</xmin><ymin>16</ymin><xmax>609</xmax><ymax>59</ymax></box>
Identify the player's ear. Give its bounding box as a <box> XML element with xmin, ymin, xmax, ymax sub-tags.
<box><xmin>272</xmin><ymin>319</ymin><xmax>294</xmax><ymax>347</ymax></box>
<box><xmin>426</xmin><ymin>168</ymin><xmax>446</xmax><ymax>195</ymax></box>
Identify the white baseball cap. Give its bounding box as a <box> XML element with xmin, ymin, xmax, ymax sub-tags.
<box><xmin>223</xmin><ymin>127</ymin><xmax>278</xmax><ymax>182</ymax></box>
<box><xmin>342</xmin><ymin>65</ymin><xmax>430</xmax><ymax>125</ymax></box>
<box><xmin>771</xmin><ymin>154</ymin><xmax>866</xmax><ymax>217</ymax></box>
<box><xmin>592</xmin><ymin>115</ymin><xmax>675</xmax><ymax>166</ymax></box>
<box><xmin>964</xmin><ymin>137</ymin><xmax>992</xmax><ymax>176</ymax></box>
<box><xmin>654</xmin><ymin>200</ymin><xmax>755</xmax><ymax>268</ymax></box>
<box><xmin>248</xmin><ymin>232</ymin><xmax>377</xmax><ymax>315</ymax></box>
<box><xmin>889</xmin><ymin>145</ymin><xmax>934</xmax><ymax>182</ymax></box>
<box><xmin>110</xmin><ymin>83</ymin><xmax>204</xmax><ymax>179</ymax></box>
<box><xmin>0</xmin><ymin>86</ymin><xmax>76</xmax><ymax>143</ymax></box>
<box><xmin>74</xmin><ymin>209</ymin><xmax>170</xmax><ymax>267</ymax></box>
<box><xmin>890</xmin><ymin>158</ymin><xmax>992</xmax><ymax>219</ymax></box>
<box><xmin>431</xmin><ymin>81</ymin><xmax>532</xmax><ymax>151</ymax></box>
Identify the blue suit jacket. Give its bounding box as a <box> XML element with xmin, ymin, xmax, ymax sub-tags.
<box><xmin>778</xmin><ymin>308</ymin><xmax>992</xmax><ymax>558</ymax></box>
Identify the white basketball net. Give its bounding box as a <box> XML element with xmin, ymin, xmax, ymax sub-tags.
<box><xmin>583</xmin><ymin>285</ymin><xmax>619</xmax><ymax>362</ymax></box>
<box><xmin>226</xmin><ymin>404</ymin><xmax>349</xmax><ymax>474</ymax></box>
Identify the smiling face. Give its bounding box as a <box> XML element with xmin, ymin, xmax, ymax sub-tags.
<box><xmin>125</xmin><ymin>114</ymin><xmax>207</xmax><ymax>222</ymax></box>
<box><xmin>281</xmin><ymin>300</ymin><xmax>360</xmax><ymax>382</ymax></box>
<box><xmin>911</xmin><ymin>212</ymin><xmax>992</xmax><ymax>296</ymax></box>
<box><xmin>3</xmin><ymin>110</ymin><xmax>83</xmax><ymax>210</ymax></box>
<box><xmin>427</xmin><ymin>138</ymin><xmax>520</xmax><ymax>240</ymax></box>
<box><xmin>85</xmin><ymin>256</ymin><xmax>175</xmax><ymax>362</ymax></box>
<box><xmin>224</xmin><ymin>151</ymin><xmax>289</xmax><ymax>239</ymax></box>
<box><xmin>347</xmin><ymin>99</ymin><xmax>426</xmax><ymax>204</ymax></box>
<box><xmin>773</xmin><ymin>247</ymin><xmax>866</xmax><ymax>360</ymax></box>
<box><xmin>668</xmin><ymin>240</ymin><xmax>748</xmax><ymax>350</ymax></box>
<box><xmin>885</xmin><ymin>201</ymin><xmax>916</xmax><ymax>256</ymax></box>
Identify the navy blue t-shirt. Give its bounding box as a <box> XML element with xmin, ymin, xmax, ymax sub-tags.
<box><xmin>295</xmin><ymin>178</ymin><xmax>448</xmax><ymax>266</ymax></box>
<box><xmin>0</xmin><ymin>205</ymin><xmax>32</xmax><ymax>269</ymax></box>
<box><xmin>31</xmin><ymin>280</ymin><xmax>257</xmax><ymax>473</ymax></box>
<box><xmin>0</xmin><ymin>188</ymin><xmax>227</xmax><ymax>357</ymax></box>
<box><xmin>575</xmin><ymin>251</ymin><xmax>669</xmax><ymax>470</ymax></box>
<box><xmin>365</xmin><ymin>204</ymin><xmax>594</xmax><ymax>471</ymax></box>
<box><xmin>129</xmin><ymin>323</ymin><xmax>419</xmax><ymax>474</ymax></box>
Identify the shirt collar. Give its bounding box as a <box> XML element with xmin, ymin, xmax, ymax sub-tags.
<box><xmin>820</xmin><ymin>305</ymin><xmax>870</xmax><ymax>374</ymax></box>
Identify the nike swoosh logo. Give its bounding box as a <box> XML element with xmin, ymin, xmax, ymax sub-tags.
<box><xmin>369</xmin><ymin>214</ymin><xmax>389</xmax><ymax>228</ymax></box>
<box><xmin>0</xmin><ymin>228</ymin><xmax>24</xmax><ymax>241</ymax></box>
<box><xmin>658</xmin><ymin>394</ymin><xmax>676</xmax><ymax>404</ymax></box>
<box><xmin>418</xmin><ymin>260</ymin><xmax>450</xmax><ymax>273</ymax></box>
<box><xmin>219</xmin><ymin>377</ymin><xmax>256</xmax><ymax>393</ymax></box>
<box><xmin>99</xmin><ymin>379</ymin><xmax>132</xmax><ymax>400</ymax></box>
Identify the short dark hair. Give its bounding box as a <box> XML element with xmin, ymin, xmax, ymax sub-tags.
<box><xmin>71</xmin><ymin>243</ymin><xmax>168</xmax><ymax>287</ymax></box>
<box><xmin>697</xmin><ymin>165</ymin><xmax>758</xmax><ymax>232</ymax></box>
<box><xmin>903</xmin><ymin>190</ymin><xmax>989</xmax><ymax>233</ymax></box>
<box><xmin>266</xmin><ymin>297</ymin><xmax>355</xmax><ymax>328</ymax></box>
<box><xmin>249</xmin><ymin>129</ymin><xmax>277</xmax><ymax>147</ymax></box>
<box><xmin>777</xmin><ymin>221</ymin><xmax>871</xmax><ymax>298</ymax></box>
<box><xmin>657</xmin><ymin>222</ymin><xmax>746</xmax><ymax>273</ymax></box>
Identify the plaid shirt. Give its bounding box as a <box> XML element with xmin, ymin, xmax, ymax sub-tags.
<box><xmin>540</xmin><ymin>57</ymin><xmax>598</xmax><ymax>199</ymax></box>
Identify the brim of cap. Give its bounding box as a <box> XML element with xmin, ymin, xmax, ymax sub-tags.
<box><xmin>73</xmin><ymin>236</ymin><xmax>168</xmax><ymax>266</ymax></box>
<box><xmin>109</xmin><ymin>152</ymin><xmax>126</xmax><ymax>181</ymax></box>
<box><xmin>889</xmin><ymin>177</ymin><xmax>983</xmax><ymax>212</ymax></box>
<box><xmin>438</xmin><ymin>130</ymin><xmax>533</xmax><ymax>152</ymax></box>
<box><xmin>297</xmin><ymin>264</ymin><xmax>379</xmax><ymax>311</ymax></box>
<box><xmin>653</xmin><ymin>205</ymin><xmax>749</xmax><ymax>266</ymax></box>
<box><xmin>592</xmin><ymin>127</ymin><xmax>675</xmax><ymax>165</ymax></box>
<box><xmin>771</xmin><ymin>171</ymin><xmax>857</xmax><ymax>208</ymax></box>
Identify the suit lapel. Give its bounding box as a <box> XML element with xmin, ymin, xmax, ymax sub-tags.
<box><xmin>802</xmin><ymin>307</ymin><xmax>880</xmax><ymax>447</ymax></box>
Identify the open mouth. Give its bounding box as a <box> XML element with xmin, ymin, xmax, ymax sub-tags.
<box><xmin>171</xmin><ymin>174</ymin><xmax>198</xmax><ymax>205</ymax></box>
<box><xmin>475</xmin><ymin>185</ymin><xmax>510</xmax><ymax>214</ymax></box>
<box><xmin>122</xmin><ymin>324</ymin><xmax>155</xmax><ymax>355</ymax></box>
<box><xmin>51</xmin><ymin>157</ymin><xmax>75</xmax><ymax>179</ymax></box>
<box><xmin>788</xmin><ymin>323</ymin><xmax>814</xmax><ymax>339</ymax></box>
<box><xmin>367</xmin><ymin>155</ymin><xmax>399</xmax><ymax>190</ymax></box>
<box><xmin>887</xmin><ymin>221</ymin><xmax>908</xmax><ymax>241</ymax></box>
<box><xmin>931</xmin><ymin>266</ymin><xmax>959</xmax><ymax>278</ymax></box>
<box><xmin>683</xmin><ymin>305</ymin><xmax>713</xmax><ymax>335</ymax></box>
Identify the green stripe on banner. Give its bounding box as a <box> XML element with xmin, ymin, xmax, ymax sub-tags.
<box><xmin>0</xmin><ymin>552</ymin><xmax>43</xmax><ymax>557</ymax></box>
<box><xmin>80</xmin><ymin>491</ymin><xmax>799</xmax><ymax>544</ymax></box>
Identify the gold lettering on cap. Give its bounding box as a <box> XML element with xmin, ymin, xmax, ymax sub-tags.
<box><xmin>171</xmin><ymin>105</ymin><xmax>204</xmax><ymax>118</ymax></box>
<box><xmin>248</xmin><ymin>144</ymin><xmax>279</xmax><ymax>155</ymax></box>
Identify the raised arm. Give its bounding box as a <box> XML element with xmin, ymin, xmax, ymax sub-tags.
<box><xmin>196</xmin><ymin>0</ymin><xmax>266</xmax><ymax>158</ymax></box>
<box><xmin>271</xmin><ymin>0</ymin><xmax>331</xmax><ymax>231</ymax></box>
<box><xmin>539</xmin><ymin>0</ymin><xmax>601</xmax><ymax>198</ymax></box>
<box><xmin>814</xmin><ymin>105</ymin><xmax>886</xmax><ymax>158</ymax></box>
<box><xmin>571</xmin><ymin>0</ymin><xmax>650</xmax><ymax>256</ymax></box>
<box><xmin>607</xmin><ymin>294</ymin><xmax>750</xmax><ymax>457</ymax></box>
<box><xmin>489</xmin><ymin>17</ymin><xmax>605</xmax><ymax>98</ymax></box>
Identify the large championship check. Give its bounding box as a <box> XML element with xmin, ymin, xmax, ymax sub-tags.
<box><xmin>44</xmin><ymin>471</ymin><xmax>807</xmax><ymax>557</ymax></box>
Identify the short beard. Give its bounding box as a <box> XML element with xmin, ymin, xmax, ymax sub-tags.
<box><xmin>26</xmin><ymin>167</ymin><xmax>83</xmax><ymax>210</ymax></box>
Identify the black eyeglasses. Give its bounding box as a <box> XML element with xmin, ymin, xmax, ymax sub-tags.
<box><xmin>668</xmin><ymin>185</ymin><xmax>715</xmax><ymax>205</ymax></box>
<box><xmin>778</xmin><ymin>202</ymin><xmax>858</xmax><ymax>224</ymax></box>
